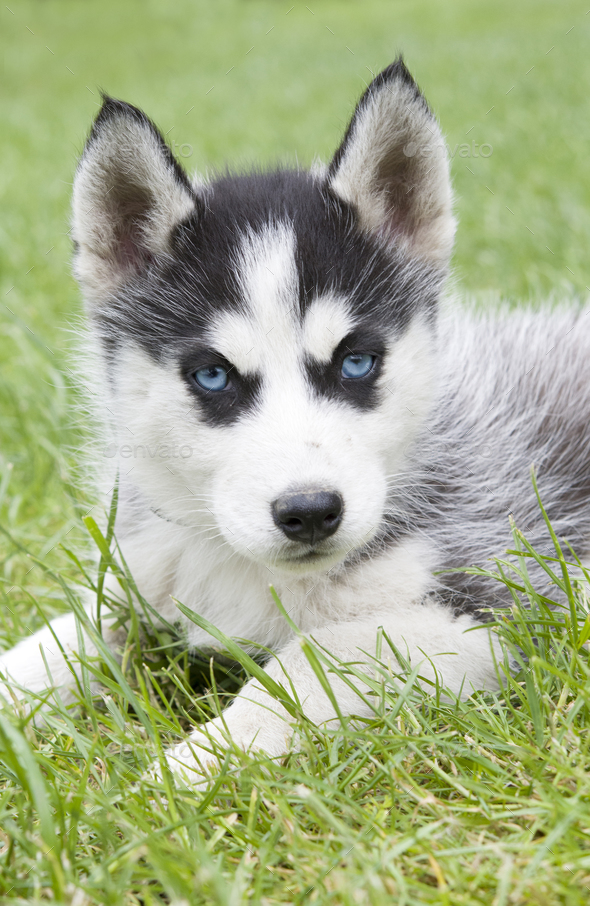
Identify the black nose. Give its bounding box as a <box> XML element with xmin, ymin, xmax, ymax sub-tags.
<box><xmin>272</xmin><ymin>490</ymin><xmax>344</xmax><ymax>545</ymax></box>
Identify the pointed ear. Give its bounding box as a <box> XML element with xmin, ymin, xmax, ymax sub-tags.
<box><xmin>72</xmin><ymin>96</ymin><xmax>197</xmax><ymax>301</ymax></box>
<box><xmin>328</xmin><ymin>60</ymin><xmax>455</xmax><ymax>267</ymax></box>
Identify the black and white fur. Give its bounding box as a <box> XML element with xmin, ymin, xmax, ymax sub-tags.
<box><xmin>2</xmin><ymin>61</ymin><xmax>590</xmax><ymax>780</ymax></box>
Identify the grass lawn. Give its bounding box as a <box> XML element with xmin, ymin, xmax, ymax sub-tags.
<box><xmin>1</xmin><ymin>0</ymin><xmax>590</xmax><ymax>902</ymax></box>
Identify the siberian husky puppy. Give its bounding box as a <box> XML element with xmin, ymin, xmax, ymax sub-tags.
<box><xmin>2</xmin><ymin>60</ymin><xmax>590</xmax><ymax>781</ymax></box>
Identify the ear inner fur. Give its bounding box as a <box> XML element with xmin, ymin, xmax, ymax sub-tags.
<box><xmin>72</xmin><ymin>95</ymin><xmax>197</xmax><ymax>303</ymax></box>
<box><xmin>328</xmin><ymin>58</ymin><xmax>456</xmax><ymax>267</ymax></box>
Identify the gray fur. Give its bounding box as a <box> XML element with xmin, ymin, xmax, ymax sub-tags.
<box><xmin>382</xmin><ymin>304</ymin><xmax>590</xmax><ymax>611</ymax></box>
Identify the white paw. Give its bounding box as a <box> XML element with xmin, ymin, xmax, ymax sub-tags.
<box><xmin>162</xmin><ymin>720</ymin><xmax>230</xmax><ymax>787</ymax></box>
<box><xmin>153</xmin><ymin>708</ymin><xmax>293</xmax><ymax>788</ymax></box>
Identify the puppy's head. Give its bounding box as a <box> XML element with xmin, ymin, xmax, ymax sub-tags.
<box><xmin>73</xmin><ymin>60</ymin><xmax>454</xmax><ymax>574</ymax></box>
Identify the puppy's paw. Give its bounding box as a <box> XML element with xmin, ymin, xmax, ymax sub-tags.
<box><xmin>154</xmin><ymin>709</ymin><xmax>293</xmax><ymax>789</ymax></box>
<box><xmin>161</xmin><ymin>721</ymin><xmax>229</xmax><ymax>788</ymax></box>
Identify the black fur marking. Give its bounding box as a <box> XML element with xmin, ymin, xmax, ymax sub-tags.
<box><xmin>179</xmin><ymin>347</ymin><xmax>262</xmax><ymax>427</ymax></box>
<box><xmin>95</xmin><ymin>171</ymin><xmax>443</xmax><ymax>359</ymax></box>
<box><xmin>294</xmin><ymin>185</ymin><xmax>442</xmax><ymax>330</ymax></box>
<box><xmin>305</xmin><ymin>329</ymin><xmax>386</xmax><ymax>411</ymax></box>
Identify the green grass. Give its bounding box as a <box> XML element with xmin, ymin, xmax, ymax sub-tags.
<box><xmin>2</xmin><ymin>497</ymin><xmax>590</xmax><ymax>904</ymax></box>
<box><xmin>2</xmin><ymin>0</ymin><xmax>590</xmax><ymax>902</ymax></box>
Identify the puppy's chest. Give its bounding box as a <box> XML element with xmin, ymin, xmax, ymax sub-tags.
<box><xmin>136</xmin><ymin>526</ymin><xmax>440</xmax><ymax>647</ymax></box>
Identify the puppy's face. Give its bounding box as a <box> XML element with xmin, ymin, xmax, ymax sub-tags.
<box><xmin>105</xmin><ymin>201</ymin><xmax>438</xmax><ymax>573</ymax></box>
<box><xmin>73</xmin><ymin>62</ymin><xmax>454</xmax><ymax>575</ymax></box>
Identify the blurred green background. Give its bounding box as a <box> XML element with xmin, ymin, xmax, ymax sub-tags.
<box><xmin>1</xmin><ymin>0</ymin><xmax>590</xmax><ymax>631</ymax></box>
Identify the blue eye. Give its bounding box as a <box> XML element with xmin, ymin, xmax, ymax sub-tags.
<box><xmin>193</xmin><ymin>365</ymin><xmax>229</xmax><ymax>392</ymax></box>
<box><xmin>341</xmin><ymin>353</ymin><xmax>375</xmax><ymax>379</ymax></box>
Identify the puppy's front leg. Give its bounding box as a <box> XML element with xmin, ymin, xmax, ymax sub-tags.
<box><xmin>164</xmin><ymin>605</ymin><xmax>500</xmax><ymax>783</ymax></box>
<box><xmin>0</xmin><ymin>605</ymin><xmax>125</xmax><ymax>705</ymax></box>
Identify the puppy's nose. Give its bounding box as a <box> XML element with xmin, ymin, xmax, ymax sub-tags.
<box><xmin>272</xmin><ymin>490</ymin><xmax>344</xmax><ymax>545</ymax></box>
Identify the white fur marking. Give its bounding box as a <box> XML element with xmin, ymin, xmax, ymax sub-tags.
<box><xmin>209</xmin><ymin>223</ymin><xmax>300</xmax><ymax>376</ymax></box>
<box><xmin>302</xmin><ymin>295</ymin><xmax>355</xmax><ymax>363</ymax></box>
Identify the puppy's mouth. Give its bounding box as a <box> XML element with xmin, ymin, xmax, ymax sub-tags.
<box><xmin>274</xmin><ymin>542</ymin><xmax>345</xmax><ymax>572</ymax></box>
<box><xmin>291</xmin><ymin>549</ymin><xmax>332</xmax><ymax>563</ymax></box>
